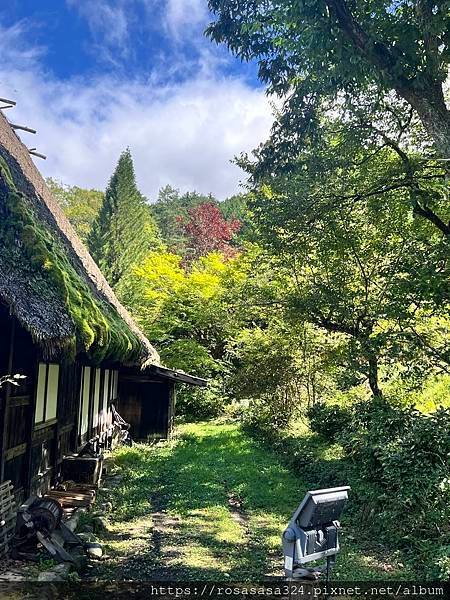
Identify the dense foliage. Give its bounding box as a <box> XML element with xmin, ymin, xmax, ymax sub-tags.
<box><xmin>53</xmin><ymin>6</ymin><xmax>450</xmax><ymax>573</ymax></box>
<box><xmin>207</xmin><ymin>0</ymin><xmax>450</xmax><ymax>160</ymax></box>
<box><xmin>180</xmin><ymin>202</ymin><xmax>241</xmax><ymax>261</ymax></box>
<box><xmin>46</xmin><ymin>178</ymin><xmax>103</xmax><ymax>244</ymax></box>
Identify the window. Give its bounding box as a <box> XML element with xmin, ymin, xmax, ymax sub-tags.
<box><xmin>103</xmin><ymin>369</ymin><xmax>110</xmax><ymax>412</ymax></box>
<box><xmin>79</xmin><ymin>366</ymin><xmax>91</xmax><ymax>435</ymax></box>
<box><xmin>34</xmin><ymin>363</ymin><xmax>60</xmax><ymax>424</ymax></box>
<box><xmin>92</xmin><ymin>368</ymin><xmax>101</xmax><ymax>428</ymax></box>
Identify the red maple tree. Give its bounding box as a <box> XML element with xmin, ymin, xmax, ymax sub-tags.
<box><xmin>179</xmin><ymin>202</ymin><xmax>241</xmax><ymax>260</ymax></box>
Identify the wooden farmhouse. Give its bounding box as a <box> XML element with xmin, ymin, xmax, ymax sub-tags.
<box><xmin>0</xmin><ymin>111</ymin><xmax>205</xmax><ymax>505</ymax></box>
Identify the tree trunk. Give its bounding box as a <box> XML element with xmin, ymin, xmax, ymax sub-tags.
<box><xmin>399</xmin><ymin>84</ymin><xmax>450</xmax><ymax>161</ymax></box>
<box><xmin>326</xmin><ymin>0</ymin><xmax>450</xmax><ymax>160</ymax></box>
<box><xmin>367</xmin><ymin>351</ymin><xmax>383</xmax><ymax>399</ymax></box>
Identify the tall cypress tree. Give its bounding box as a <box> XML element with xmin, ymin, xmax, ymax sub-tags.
<box><xmin>88</xmin><ymin>149</ymin><xmax>161</xmax><ymax>288</ymax></box>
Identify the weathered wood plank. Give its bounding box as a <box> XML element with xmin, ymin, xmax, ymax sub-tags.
<box><xmin>4</xmin><ymin>442</ymin><xmax>27</xmax><ymax>461</ymax></box>
<box><xmin>8</xmin><ymin>395</ymin><xmax>31</xmax><ymax>407</ymax></box>
<box><xmin>0</xmin><ymin>479</ymin><xmax>16</xmax><ymax>557</ymax></box>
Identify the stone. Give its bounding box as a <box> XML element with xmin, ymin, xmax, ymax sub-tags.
<box><xmin>85</xmin><ymin>542</ymin><xmax>103</xmax><ymax>559</ymax></box>
<box><xmin>93</xmin><ymin>516</ymin><xmax>109</xmax><ymax>533</ymax></box>
<box><xmin>37</xmin><ymin>563</ymin><xmax>71</xmax><ymax>582</ymax></box>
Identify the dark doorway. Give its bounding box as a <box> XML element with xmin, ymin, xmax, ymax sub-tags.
<box><xmin>118</xmin><ymin>377</ymin><xmax>172</xmax><ymax>441</ymax></box>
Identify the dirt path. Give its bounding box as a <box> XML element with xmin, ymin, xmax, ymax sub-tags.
<box><xmin>83</xmin><ymin>422</ymin><xmax>410</xmax><ymax>582</ymax></box>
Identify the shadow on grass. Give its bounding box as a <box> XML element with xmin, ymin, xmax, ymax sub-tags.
<box><xmin>97</xmin><ymin>423</ymin><xmax>297</xmax><ymax>580</ymax></box>
<box><xmin>94</xmin><ymin>422</ymin><xmax>411</xmax><ymax>581</ymax></box>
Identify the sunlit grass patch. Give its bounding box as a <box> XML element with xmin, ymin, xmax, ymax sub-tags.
<box><xmin>185</xmin><ymin>507</ymin><xmax>245</xmax><ymax>545</ymax></box>
<box><xmin>89</xmin><ymin>420</ymin><xmax>415</xmax><ymax>581</ymax></box>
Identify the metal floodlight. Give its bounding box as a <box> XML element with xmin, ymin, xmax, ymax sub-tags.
<box><xmin>282</xmin><ymin>486</ymin><xmax>350</xmax><ymax>580</ymax></box>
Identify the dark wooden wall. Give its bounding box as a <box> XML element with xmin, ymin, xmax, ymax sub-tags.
<box><xmin>0</xmin><ymin>305</ymin><xmax>169</xmax><ymax>501</ymax></box>
<box><xmin>118</xmin><ymin>376</ymin><xmax>174</xmax><ymax>441</ymax></box>
<box><xmin>0</xmin><ymin>304</ymin><xmax>37</xmax><ymax>503</ymax></box>
<box><xmin>0</xmin><ymin>306</ymin><xmax>96</xmax><ymax>500</ymax></box>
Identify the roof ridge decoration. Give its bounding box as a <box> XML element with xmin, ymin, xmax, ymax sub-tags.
<box><xmin>0</xmin><ymin>110</ymin><xmax>159</xmax><ymax>367</ymax></box>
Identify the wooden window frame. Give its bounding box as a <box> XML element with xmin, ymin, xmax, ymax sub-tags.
<box><xmin>34</xmin><ymin>363</ymin><xmax>59</xmax><ymax>426</ymax></box>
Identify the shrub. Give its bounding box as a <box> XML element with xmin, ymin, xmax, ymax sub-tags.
<box><xmin>251</xmin><ymin>398</ymin><xmax>450</xmax><ymax>579</ymax></box>
<box><xmin>342</xmin><ymin>401</ymin><xmax>450</xmax><ymax>577</ymax></box>
<box><xmin>176</xmin><ymin>380</ymin><xmax>225</xmax><ymax>421</ymax></box>
<box><xmin>307</xmin><ymin>402</ymin><xmax>352</xmax><ymax>441</ymax></box>
<box><xmin>241</xmin><ymin>393</ymin><xmax>297</xmax><ymax>435</ymax></box>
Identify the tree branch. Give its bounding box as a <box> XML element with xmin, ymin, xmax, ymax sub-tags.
<box><xmin>325</xmin><ymin>0</ymin><xmax>407</xmax><ymax>87</ymax></box>
<box><xmin>412</xmin><ymin>199</ymin><xmax>450</xmax><ymax>236</ymax></box>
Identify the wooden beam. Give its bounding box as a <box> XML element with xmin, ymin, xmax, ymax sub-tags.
<box><xmin>8</xmin><ymin>395</ymin><xmax>31</xmax><ymax>408</ymax></box>
<box><xmin>10</xmin><ymin>123</ymin><xmax>36</xmax><ymax>134</ymax></box>
<box><xmin>0</xmin><ymin>98</ymin><xmax>16</xmax><ymax>106</ymax></box>
<box><xmin>28</xmin><ymin>149</ymin><xmax>47</xmax><ymax>160</ymax></box>
<box><xmin>24</xmin><ymin>357</ymin><xmax>39</xmax><ymax>497</ymax></box>
<box><xmin>4</xmin><ymin>443</ymin><xmax>27</xmax><ymax>461</ymax></box>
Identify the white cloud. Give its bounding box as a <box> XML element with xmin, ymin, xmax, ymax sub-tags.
<box><xmin>66</xmin><ymin>0</ymin><xmax>132</xmax><ymax>65</ymax></box>
<box><xmin>0</xmin><ymin>21</ymin><xmax>46</xmax><ymax>69</ymax></box>
<box><xmin>164</xmin><ymin>0</ymin><xmax>209</xmax><ymax>38</ymax></box>
<box><xmin>67</xmin><ymin>0</ymin><xmax>129</xmax><ymax>44</ymax></box>
<box><xmin>0</xmin><ymin>5</ymin><xmax>273</xmax><ymax>199</ymax></box>
<box><xmin>0</xmin><ymin>68</ymin><xmax>273</xmax><ymax>199</ymax></box>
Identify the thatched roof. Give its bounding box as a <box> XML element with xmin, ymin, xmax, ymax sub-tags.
<box><xmin>0</xmin><ymin>111</ymin><xmax>159</xmax><ymax>367</ymax></box>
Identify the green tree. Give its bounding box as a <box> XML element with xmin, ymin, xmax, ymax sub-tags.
<box><xmin>208</xmin><ymin>0</ymin><xmax>450</xmax><ymax>159</ymax></box>
<box><xmin>122</xmin><ymin>251</ymin><xmax>245</xmax><ymax>370</ymax></box>
<box><xmin>122</xmin><ymin>250</ymin><xmax>252</xmax><ymax>418</ymax></box>
<box><xmin>228</xmin><ymin>321</ymin><xmax>343</xmax><ymax>429</ymax></box>
<box><xmin>151</xmin><ymin>186</ymin><xmax>217</xmax><ymax>252</ymax></box>
<box><xmin>47</xmin><ymin>178</ymin><xmax>103</xmax><ymax>244</ymax></box>
<box><xmin>220</xmin><ymin>193</ymin><xmax>257</xmax><ymax>242</ymax></box>
<box><xmin>243</xmin><ymin>113</ymin><xmax>449</xmax><ymax>397</ymax></box>
<box><xmin>88</xmin><ymin>149</ymin><xmax>162</xmax><ymax>288</ymax></box>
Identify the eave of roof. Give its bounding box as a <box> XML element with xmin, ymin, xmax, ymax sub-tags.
<box><xmin>148</xmin><ymin>365</ymin><xmax>208</xmax><ymax>387</ymax></box>
<box><xmin>0</xmin><ymin>110</ymin><xmax>159</xmax><ymax>367</ymax></box>
<box><xmin>120</xmin><ymin>366</ymin><xmax>208</xmax><ymax>387</ymax></box>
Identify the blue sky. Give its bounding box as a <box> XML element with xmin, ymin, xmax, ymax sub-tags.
<box><xmin>0</xmin><ymin>1</ymin><xmax>273</xmax><ymax>199</ymax></box>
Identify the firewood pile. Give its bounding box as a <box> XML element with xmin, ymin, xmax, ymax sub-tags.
<box><xmin>45</xmin><ymin>482</ymin><xmax>97</xmax><ymax>510</ymax></box>
<box><xmin>0</xmin><ymin>480</ymin><xmax>16</xmax><ymax>558</ymax></box>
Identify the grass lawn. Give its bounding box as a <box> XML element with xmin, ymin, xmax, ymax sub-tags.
<box><xmin>89</xmin><ymin>421</ymin><xmax>412</xmax><ymax>581</ymax></box>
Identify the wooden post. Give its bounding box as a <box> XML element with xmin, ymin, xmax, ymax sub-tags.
<box><xmin>24</xmin><ymin>357</ymin><xmax>39</xmax><ymax>497</ymax></box>
<box><xmin>53</xmin><ymin>362</ymin><xmax>62</xmax><ymax>488</ymax></box>
<box><xmin>168</xmin><ymin>384</ymin><xmax>176</xmax><ymax>439</ymax></box>
<box><xmin>0</xmin><ymin>321</ymin><xmax>15</xmax><ymax>483</ymax></box>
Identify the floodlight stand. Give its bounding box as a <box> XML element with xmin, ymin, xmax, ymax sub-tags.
<box><xmin>282</xmin><ymin>486</ymin><xmax>350</xmax><ymax>582</ymax></box>
<box><xmin>326</xmin><ymin>555</ymin><xmax>333</xmax><ymax>582</ymax></box>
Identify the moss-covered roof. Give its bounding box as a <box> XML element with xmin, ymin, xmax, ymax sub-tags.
<box><xmin>0</xmin><ymin>112</ymin><xmax>159</xmax><ymax>366</ymax></box>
